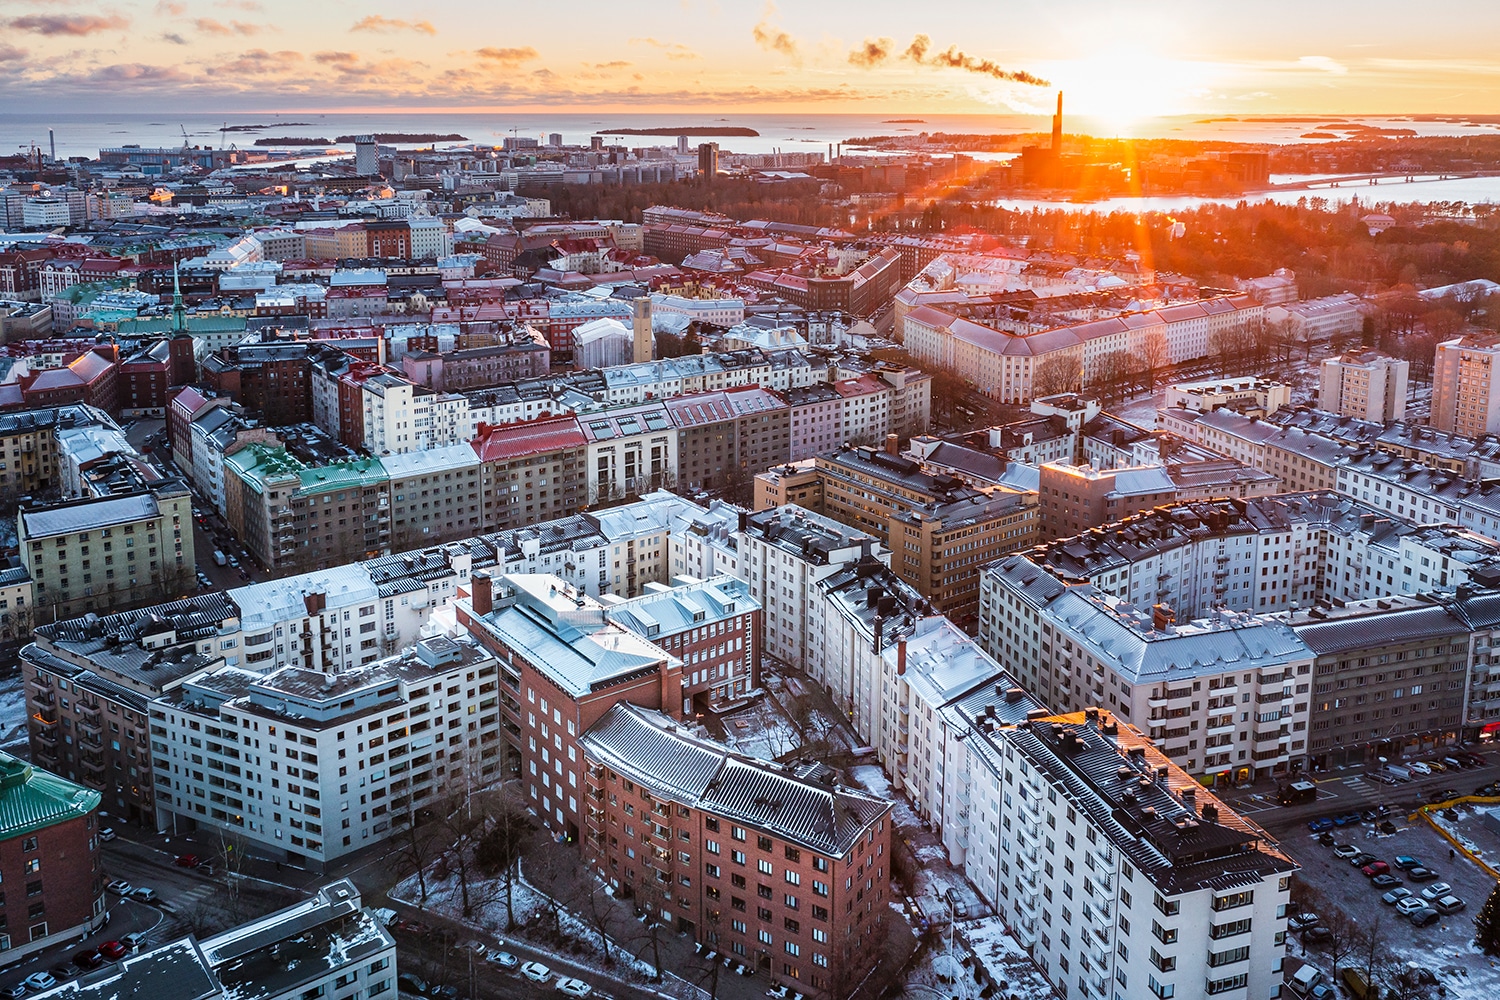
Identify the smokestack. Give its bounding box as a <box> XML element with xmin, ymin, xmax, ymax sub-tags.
<box><xmin>885</xmin><ymin>432</ymin><xmax>899</xmax><ymax>456</ymax></box>
<box><xmin>1052</xmin><ymin>92</ymin><xmax>1063</xmax><ymax>154</ymax></box>
<box><xmin>471</xmin><ymin>570</ymin><xmax>494</xmax><ymax>617</ymax></box>
<box><xmin>49</xmin><ymin>129</ymin><xmax>55</xmax><ymax>163</ymax></box>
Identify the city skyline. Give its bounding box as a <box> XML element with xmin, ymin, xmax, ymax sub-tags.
<box><xmin>2</xmin><ymin>0</ymin><xmax>1500</xmax><ymax>124</ymax></box>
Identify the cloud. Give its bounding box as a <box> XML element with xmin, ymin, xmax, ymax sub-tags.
<box><xmin>0</xmin><ymin>44</ymin><xmax>28</xmax><ymax>62</ymax></box>
<box><xmin>350</xmin><ymin>15</ymin><xmax>435</xmax><ymax>35</ymax></box>
<box><xmin>630</xmin><ymin>37</ymin><xmax>698</xmax><ymax>60</ymax></box>
<box><xmin>160</xmin><ymin>32</ymin><xmax>187</xmax><ymax>45</ymax></box>
<box><xmin>313</xmin><ymin>50</ymin><xmax>359</xmax><ymax>65</ymax></box>
<box><xmin>848</xmin><ymin>37</ymin><xmax>892</xmax><ymax>69</ymax></box>
<box><xmin>475</xmin><ymin>46</ymin><xmax>538</xmax><ymax>63</ymax></box>
<box><xmin>154</xmin><ymin>1</ymin><xmax>185</xmax><ymax>14</ymax></box>
<box><xmin>8</xmin><ymin>13</ymin><xmax>129</xmax><ymax>36</ymax></box>
<box><xmin>220</xmin><ymin>48</ymin><xmax>304</xmax><ymax>76</ymax></box>
<box><xmin>195</xmin><ymin>18</ymin><xmax>264</xmax><ymax>36</ymax></box>
<box><xmin>593</xmin><ymin>60</ymin><xmax>631</xmax><ymax>69</ymax></box>
<box><xmin>846</xmin><ymin>32</ymin><xmax>1050</xmax><ymax>87</ymax></box>
<box><xmin>752</xmin><ymin>2</ymin><xmax>798</xmax><ymax>61</ymax></box>
<box><xmin>1297</xmin><ymin>55</ymin><xmax>1349</xmax><ymax>76</ymax></box>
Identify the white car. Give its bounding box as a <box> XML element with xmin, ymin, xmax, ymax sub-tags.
<box><xmin>521</xmin><ymin>962</ymin><xmax>552</xmax><ymax>984</ymax></box>
<box><xmin>106</xmin><ymin>879</ymin><xmax>133</xmax><ymax>895</ymax></box>
<box><xmin>556</xmin><ymin>978</ymin><xmax>593</xmax><ymax>998</ymax></box>
<box><xmin>1421</xmin><ymin>882</ymin><xmax>1454</xmax><ymax>900</ymax></box>
<box><xmin>99</xmin><ymin>828</ymin><xmax>116</xmax><ymax>842</ymax></box>
<box><xmin>1408</xmin><ymin>761</ymin><xmax>1433</xmax><ymax>775</ymax></box>
<box><xmin>1396</xmin><ymin>896</ymin><xmax>1429</xmax><ymax>916</ymax></box>
<box><xmin>23</xmin><ymin>974</ymin><xmax>57</xmax><ymax>992</ymax></box>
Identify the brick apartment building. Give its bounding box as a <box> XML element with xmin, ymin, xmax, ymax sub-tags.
<box><xmin>473</xmin><ymin>416</ymin><xmax>590</xmax><ymax>532</ymax></box>
<box><xmin>0</xmin><ymin>750</ymin><xmax>107</xmax><ymax>962</ymax></box>
<box><xmin>580</xmin><ymin>703</ymin><xmax>892</xmax><ymax>999</ymax></box>
<box><xmin>457</xmin><ymin>572</ymin><xmax>679</xmax><ymax>840</ymax></box>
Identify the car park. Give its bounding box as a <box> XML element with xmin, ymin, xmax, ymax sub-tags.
<box><xmin>1333</xmin><ymin>844</ymin><xmax>1360</xmax><ymax>859</ymax></box>
<box><xmin>106</xmin><ymin>879</ymin><xmax>132</xmax><ymax>895</ymax></box>
<box><xmin>1409</xmin><ymin>907</ymin><xmax>1440</xmax><ymax>927</ymax></box>
<box><xmin>1371</xmin><ymin>873</ymin><xmax>1401</xmax><ymax>888</ymax></box>
<box><xmin>22</xmin><ymin>975</ymin><xmax>56</xmax><ymax>992</ymax></box>
<box><xmin>99</xmin><ymin>941</ymin><xmax>127</xmax><ymax>961</ymax></box>
<box><xmin>521</xmin><ymin>962</ymin><xmax>552</xmax><ymax>984</ymax></box>
<box><xmin>1421</xmin><ymin>882</ymin><xmax>1453</xmax><ymax>900</ymax></box>
<box><xmin>1393</xmin><ymin>855</ymin><xmax>1423</xmax><ymax>870</ymax></box>
<box><xmin>486</xmin><ymin>950</ymin><xmax>519</xmax><ymax>969</ymax></box>
<box><xmin>1434</xmin><ymin>895</ymin><xmax>1466</xmax><ymax>914</ymax></box>
<box><xmin>1348</xmin><ymin>852</ymin><xmax>1377</xmax><ymax>868</ymax></box>
<box><xmin>1395</xmin><ymin>896</ymin><xmax>1429</xmax><ymax>915</ymax></box>
<box><xmin>1406</xmin><ymin>866</ymin><xmax>1439</xmax><ymax>881</ymax></box>
<box><xmin>1381</xmin><ymin>886</ymin><xmax>1412</xmax><ymax>905</ymax></box>
<box><xmin>1361</xmin><ymin>861</ymin><xmax>1390</xmax><ymax>877</ymax></box>
<box><xmin>556</xmin><ymin>978</ymin><xmax>593</xmax><ymax>998</ymax></box>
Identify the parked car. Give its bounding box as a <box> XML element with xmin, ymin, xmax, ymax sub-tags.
<box><xmin>556</xmin><ymin>978</ymin><xmax>593</xmax><ymax>998</ymax></box>
<box><xmin>98</xmin><ymin>941</ymin><xmax>127</xmax><ymax>961</ymax></box>
<box><xmin>1288</xmin><ymin>912</ymin><xmax>1320</xmax><ymax>931</ymax></box>
<box><xmin>486</xmin><ymin>949</ymin><xmax>519</xmax><ymax>969</ymax></box>
<box><xmin>1443</xmin><ymin>756</ymin><xmax>1467</xmax><ymax>770</ymax></box>
<box><xmin>430</xmin><ymin>987</ymin><xmax>459</xmax><ymax>1000</ymax></box>
<box><xmin>22</xmin><ymin>974</ymin><xmax>56</xmax><ymax>992</ymax></box>
<box><xmin>72</xmin><ymin>949</ymin><xmax>103</xmax><ymax>970</ymax></box>
<box><xmin>1409</xmin><ymin>761</ymin><xmax>1433</xmax><ymax>775</ymax></box>
<box><xmin>1361</xmin><ymin>861</ymin><xmax>1391</xmax><ymax>877</ymax></box>
<box><xmin>1382</xmin><ymin>886</ymin><xmax>1412</xmax><ymax>905</ymax></box>
<box><xmin>397</xmin><ymin>973</ymin><xmax>429</xmax><ymax>995</ymax></box>
<box><xmin>3</xmin><ymin>983</ymin><xmax>27</xmax><ymax>998</ymax></box>
<box><xmin>1307</xmin><ymin>817</ymin><xmax>1335</xmax><ymax>833</ymax></box>
<box><xmin>1302</xmin><ymin>926</ymin><xmax>1333</xmax><ymax>944</ymax></box>
<box><xmin>1428</xmin><ymin>760</ymin><xmax>1449</xmax><ymax>772</ymax></box>
<box><xmin>1396</xmin><ymin>896</ymin><xmax>1429</xmax><ymax>916</ymax></box>
<box><xmin>1333</xmin><ymin>812</ymin><xmax>1364</xmax><ymax>826</ymax></box>
<box><xmin>1371</xmin><ymin>873</ymin><xmax>1402</xmax><ymax>888</ymax></box>
<box><xmin>1348</xmin><ymin>852</ymin><xmax>1378</xmax><ymax>868</ymax></box>
<box><xmin>521</xmin><ymin>962</ymin><xmax>552</xmax><ymax>984</ymax></box>
<box><xmin>1407</xmin><ymin>866</ymin><xmax>1439</xmax><ymax>881</ymax></box>
<box><xmin>1421</xmin><ymin>882</ymin><xmax>1454</xmax><ymax>900</ymax></box>
<box><xmin>121</xmin><ymin>932</ymin><xmax>149</xmax><ymax>950</ymax></box>
<box><xmin>106</xmin><ymin>879</ymin><xmax>132</xmax><ymax>895</ymax></box>
<box><xmin>1393</xmin><ymin>855</ymin><xmax>1423</xmax><ymax>870</ymax></box>
<box><xmin>1427</xmin><ymin>788</ymin><xmax>1461</xmax><ymax>804</ymax></box>
<box><xmin>1476</xmin><ymin>783</ymin><xmax>1500</xmax><ymax>797</ymax></box>
<box><xmin>130</xmin><ymin>887</ymin><xmax>159</xmax><ymax>904</ymax></box>
<box><xmin>99</xmin><ymin>828</ymin><xmax>116</xmax><ymax>842</ymax></box>
<box><xmin>174</xmin><ymin>854</ymin><xmax>201</xmax><ymax>868</ymax></box>
<box><xmin>395</xmin><ymin>919</ymin><xmax>433</xmax><ymax>936</ymax></box>
<box><xmin>1434</xmin><ymin>895</ymin><xmax>1466</xmax><ymax>914</ymax></box>
<box><xmin>1333</xmin><ymin>844</ymin><xmax>1360</xmax><ymax>859</ymax></box>
<box><xmin>1316</xmin><ymin>831</ymin><xmax>1336</xmax><ymax>846</ymax></box>
<box><xmin>1409</xmin><ymin>907</ymin><xmax>1441</xmax><ymax>927</ymax></box>
<box><xmin>1368</xmin><ymin>771</ymin><xmax>1400</xmax><ymax>786</ymax></box>
<box><xmin>455</xmin><ymin>939</ymin><xmax>487</xmax><ymax>956</ymax></box>
<box><xmin>370</xmin><ymin>907</ymin><xmax>397</xmax><ymax>928</ymax></box>
<box><xmin>50</xmin><ymin>963</ymin><xmax>79</xmax><ymax>981</ymax></box>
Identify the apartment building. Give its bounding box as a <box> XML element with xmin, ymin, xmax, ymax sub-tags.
<box><xmin>22</xmin><ymin>594</ymin><xmax>238</xmax><ymax>829</ymax></box>
<box><xmin>1433</xmin><ymin>333</ymin><xmax>1500</xmax><ymax>437</ymax></box>
<box><xmin>604</xmin><ymin>576</ymin><xmax>761</xmax><ymax>714</ymax></box>
<box><xmin>1292</xmin><ymin>597</ymin><xmax>1470</xmax><ymax>769</ymax></box>
<box><xmin>0</xmin><ymin>751</ymin><xmax>106</xmax><ymax>962</ymax></box>
<box><xmin>580</xmin><ymin>403</ymin><xmax>679</xmax><ymax>505</ymax></box>
<box><xmin>1037</xmin><ymin>463</ymin><xmax>1177</xmax><ymax>541</ymax></box>
<box><xmin>381</xmin><ymin>444</ymin><xmax>484</xmax><ymax>552</ymax></box>
<box><xmin>739</xmin><ymin>506</ymin><xmax>889</xmax><ymax>670</ymax></box>
<box><xmin>935</xmin><ymin>709</ymin><xmax>1295</xmax><ymax>1000</ymax></box>
<box><xmin>664</xmin><ymin>386</ymin><xmax>791</xmax><ymax>494</ymax></box>
<box><xmin>580</xmin><ymin>703</ymin><xmax>892</xmax><ymax>999</ymax></box>
<box><xmin>1162</xmin><ymin>376</ymin><xmax>1291</xmax><ymax>416</ymax></box>
<box><xmin>361</xmin><ymin>372</ymin><xmax>471</xmax><ymax>456</ymax></box>
<box><xmin>755</xmin><ymin>446</ymin><xmax>1037</xmax><ymax>630</ymax></box>
<box><xmin>0</xmin><ymin>405</ymin><xmax>112</xmax><ymax>503</ymax></box>
<box><xmin>473</xmin><ymin>415</ymin><xmax>589</xmax><ymax>532</ymax></box>
<box><xmin>457</xmin><ymin>572</ymin><xmax>678</xmax><ymax>840</ymax></box>
<box><xmin>20</xmin><ymin>488</ymin><xmax>194</xmax><ymax>619</ymax></box>
<box><xmin>152</xmin><ymin>632</ymin><xmax>513</xmax><ymax>867</ymax></box>
<box><xmin>981</xmin><ymin>555</ymin><xmax>1315</xmax><ymax>783</ymax></box>
<box><xmin>1319</xmin><ymin>349</ymin><xmax>1408</xmax><ymax>422</ymax></box>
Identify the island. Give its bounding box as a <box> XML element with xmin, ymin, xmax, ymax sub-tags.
<box><xmin>597</xmin><ymin>126</ymin><xmax>759</xmax><ymax>137</ymax></box>
<box><xmin>253</xmin><ymin>137</ymin><xmax>336</xmax><ymax>146</ymax></box>
<box><xmin>222</xmin><ymin>122</ymin><xmax>315</xmax><ymax>132</ymax></box>
<box><xmin>333</xmin><ymin>133</ymin><xmax>467</xmax><ymax>143</ymax></box>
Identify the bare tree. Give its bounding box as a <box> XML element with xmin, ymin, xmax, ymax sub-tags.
<box><xmin>1033</xmin><ymin>354</ymin><xmax>1082</xmax><ymax>398</ymax></box>
<box><xmin>394</xmin><ymin>804</ymin><xmax>445</xmax><ymax>906</ymax></box>
<box><xmin>1313</xmin><ymin>904</ymin><xmax>1361</xmax><ymax>984</ymax></box>
<box><xmin>473</xmin><ymin>785</ymin><xmax>536</xmax><ymax>930</ymax></box>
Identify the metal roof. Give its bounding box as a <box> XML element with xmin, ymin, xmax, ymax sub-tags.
<box><xmin>0</xmin><ymin>750</ymin><xmax>101</xmax><ymax>840</ymax></box>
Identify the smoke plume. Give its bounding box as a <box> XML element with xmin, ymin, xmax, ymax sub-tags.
<box><xmin>848</xmin><ymin>32</ymin><xmax>1050</xmax><ymax>87</ymax></box>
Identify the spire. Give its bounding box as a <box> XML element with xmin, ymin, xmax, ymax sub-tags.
<box><xmin>171</xmin><ymin>258</ymin><xmax>186</xmax><ymax>334</ymax></box>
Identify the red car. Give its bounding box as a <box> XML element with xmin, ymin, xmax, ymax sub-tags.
<box><xmin>174</xmin><ymin>853</ymin><xmax>201</xmax><ymax>868</ymax></box>
<box><xmin>1361</xmin><ymin>861</ymin><xmax>1391</xmax><ymax>877</ymax></box>
<box><xmin>98</xmin><ymin>941</ymin><xmax>128</xmax><ymax>961</ymax></box>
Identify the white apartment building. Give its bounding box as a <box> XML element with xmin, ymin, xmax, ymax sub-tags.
<box><xmin>407</xmin><ymin>215</ymin><xmax>450</xmax><ymax>260</ymax></box>
<box><xmin>578</xmin><ymin>403</ymin><xmax>679</xmax><ymax>504</ymax></box>
<box><xmin>650</xmin><ymin>292</ymin><xmax>746</xmax><ymax>328</ymax></box>
<box><xmin>1319</xmin><ymin>350</ymin><xmax>1408</xmax><ymax>422</ymax></box>
<box><xmin>737</xmin><ymin>505</ymin><xmax>889</xmax><ymax>669</ymax></box>
<box><xmin>361</xmin><ymin>373</ymin><xmax>471</xmax><ymax>455</ymax></box>
<box><xmin>152</xmin><ymin>632</ymin><xmax>510</xmax><ymax>868</ymax></box>
<box><xmin>833</xmin><ymin>376</ymin><xmax>894</xmax><ymax>447</ymax></box>
<box><xmin>1265</xmin><ymin>292</ymin><xmax>1363</xmax><ymax>343</ymax></box>
<box><xmin>936</xmin><ymin>706</ymin><xmax>1295</xmax><ymax>1000</ymax></box>
<box><xmin>1163</xmin><ymin>377</ymin><xmax>1291</xmax><ymax>416</ymax></box>
<box><xmin>667</xmin><ymin>499</ymin><xmax>744</xmax><ymax>582</ymax></box>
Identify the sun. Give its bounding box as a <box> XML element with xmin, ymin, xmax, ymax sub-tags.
<box><xmin>1053</xmin><ymin>45</ymin><xmax>1218</xmax><ymax>133</ymax></box>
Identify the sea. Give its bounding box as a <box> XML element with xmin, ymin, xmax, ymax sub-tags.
<box><xmin>6</xmin><ymin>110</ymin><xmax>1500</xmax><ymax>212</ymax></box>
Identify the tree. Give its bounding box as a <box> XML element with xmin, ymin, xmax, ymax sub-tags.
<box><xmin>394</xmin><ymin>805</ymin><xmax>445</xmax><ymax>906</ymax></box>
<box><xmin>474</xmin><ymin>787</ymin><xmax>536</xmax><ymax>930</ymax></box>
<box><xmin>1475</xmin><ymin>881</ymin><xmax>1500</xmax><ymax>954</ymax></box>
<box><xmin>1139</xmin><ymin>330</ymin><xmax>1171</xmax><ymax>388</ymax></box>
<box><xmin>1312</xmin><ymin>904</ymin><xmax>1361</xmax><ymax>984</ymax></box>
<box><xmin>1033</xmin><ymin>354</ymin><xmax>1082</xmax><ymax>398</ymax></box>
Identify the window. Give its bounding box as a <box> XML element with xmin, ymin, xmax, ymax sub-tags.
<box><xmin>813</xmin><ymin>880</ymin><xmax>829</xmax><ymax>897</ymax></box>
<box><xmin>758</xmin><ymin>859</ymin><xmax>774</xmax><ymax>876</ymax></box>
<box><xmin>785</xmin><ymin>871</ymin><xmax>801</xmax><ymax>886</ymax></box>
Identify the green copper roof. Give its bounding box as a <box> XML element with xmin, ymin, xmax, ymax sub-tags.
<box><xmin>297</xmin><ymin>457</ymin><xmax>388</xmax><ymax>495</ymax></box>
<box><xmin>0</xmin><ymin>750</ymin><xmax>100</xmax><ymax>839</ymax></box>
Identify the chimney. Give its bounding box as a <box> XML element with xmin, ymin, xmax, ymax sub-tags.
<box><xmin>896</xmin><ymin>639</ymin><xmax>907</xmax><ymax>675</ymax></box>
<box><xmin>1052</xmin><ymin>91</ymin><xmax>1064</xmax><ymax>154</ymax></box>
<box><xmin>471</xmin><ymin>570</ymin><xmax>494</xmax><ymax>616</ymax></box>
<box><xmin>885</xmin><ymin>432</ymin><xmax>900</xmax><ymax>457</ymax></box>
<box><xmin>1152</xmin><ymin>603</ymin><xmax>1175</xmax><ymax>631</ymax></box>
<box><xmin>1181</xmin><ymin>786</ymin><xmax>1197</xmax><ymax>810</ymax></box>
<box><xmin>873</xmin><ymin>615</ymin><xmax>885</xmax><ymax>654</ymax></box>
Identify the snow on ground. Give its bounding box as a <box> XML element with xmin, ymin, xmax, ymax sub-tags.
<box><xmin>955</xmin><ymin>916</ymin><xmax>1058</xmax><ymax>1000</ymax></box>
<box><xmin>1429</xmin><ymin>802</ymin><xmax>1500</xmax><ymax>868</ymax></box>
<box><xmin>1109</xmin><ymin>390</ymin><xmax>1164</xmax><ymax>429</ymax></box>
<box><xmin>719</xmin><ymin>701</ymin><xmax>801</xmax><ymax>761</ymax></box>
<box><xmin>0</xmin><ymin>675</ymin><xmax>28</xmax><ymax>751</ymax></box>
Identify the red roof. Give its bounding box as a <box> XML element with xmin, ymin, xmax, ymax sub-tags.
<box><xmin>472</xmin><ymin>414</ymin><xmax>587</xmax><ymax>461</ymax></box>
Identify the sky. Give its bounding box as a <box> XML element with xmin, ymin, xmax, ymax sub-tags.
<box><xmin>3</xmin><ymin>0</ymin><xmax>1500</xmax><ymax>122</ymax></box>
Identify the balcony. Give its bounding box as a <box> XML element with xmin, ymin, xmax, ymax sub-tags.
<box><xmin>78</xmin><ymin>712</ymin><xmax>102</xmax><ymax>734</ymax></box>
<box><xmin>31</xmin><ymin>711</ymin><xmax>57</xmax><ymax>728</ymax></box>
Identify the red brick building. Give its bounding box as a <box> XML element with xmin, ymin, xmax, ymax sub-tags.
<box><xmin>580</xmin><ymin>704</ymin><xmax>892</xmax><ymax>999</ymax></box>
<box><xmin>0</xmin><ymin>751</ymin><xmax>107</xmax><ymax>962</ymax></box>
<box><xmin>17</xmin><ymin>347</ymin><xmax>118</xmax><ymax>412</ymax></box>
<box><xmin>457</xmin><ymin>572</ymin><xmax>680</xmax><ymax>841</ymax></box>
<box><xmin>363</xmin><ymin>221</ymin><xmax>412</xmax><ymax>260</ymax></box>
